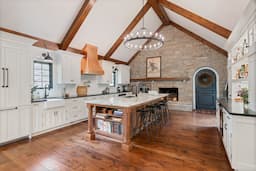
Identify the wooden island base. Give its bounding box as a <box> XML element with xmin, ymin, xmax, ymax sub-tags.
<box><xmin>85</xmin><ymin>93</ymin><xmax>168</xmax><ymax>151</ymax></box>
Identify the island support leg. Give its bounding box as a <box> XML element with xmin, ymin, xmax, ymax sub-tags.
<box><xmin>122</xmin><ymin>108</ymin><xmax>133</xmax><ymax>151</ymax></box>
<box><xmin>86</xmin><ymin>104</ymin><xmax>95</xmax><ymax>140</ymax></box>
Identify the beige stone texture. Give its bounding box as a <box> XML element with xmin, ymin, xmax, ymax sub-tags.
<box><xmin>129</xmin><ymin>25</ymin><xmax>227</xmax><ymax>109</ymax></box>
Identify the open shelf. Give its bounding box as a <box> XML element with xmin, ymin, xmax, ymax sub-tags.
<box><xmin>94</xmin><ymin>116</ymin><xmax>122</xmax><ymax>123</ymax></box>
<box><xmin>232</xmin><ymin>78</ymin><xmax>248</xmax><ymax>82</ymax></box>
<box><xmin>95</xmin><ymin>129</ymin><xmax>123</xmax><ymax>141</ymax></box>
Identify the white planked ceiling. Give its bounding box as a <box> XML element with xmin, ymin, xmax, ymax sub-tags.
<box><xmin>70</xmin><ymin>0</ymin><xmax>143</xmax><ymax>56</ymax></box>
<box><xmin>0</xmin><ymin>0</ymin><xmax>83</xmax><ymax>43</ymax></box>
<box><xmin>167</xmin><ymin>0</ymin><xmax>251</xmax><ymax>30</ymax></box>
<box><xmin>112</xmin><ymin>8</ymin><xmax>162</xmax><ymax>62</ymax></box>
<box><xmin>0</xmin><ymin>0</ymin><xmax>251</xmax><ymax>62</ymax></box>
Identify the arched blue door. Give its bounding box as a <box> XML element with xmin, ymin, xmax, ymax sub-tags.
<box><xmin>196</xmin><ymin>69</ymin><xmax>216</xmax><ymax>110</ymax></box>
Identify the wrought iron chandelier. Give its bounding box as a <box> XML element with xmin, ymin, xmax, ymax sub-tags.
<box><xmin>124</xmin><ymin>0</ymin><xmax>165</xmax><ymax>50</ymax></box>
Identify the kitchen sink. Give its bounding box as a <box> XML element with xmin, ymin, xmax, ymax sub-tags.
<box><xmin>44</xmin><ymin>98</ymin><xmax>65</xmax><ymax>109</ymax></box>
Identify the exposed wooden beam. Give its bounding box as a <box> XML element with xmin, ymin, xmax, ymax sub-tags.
<box><xmin>148</xmin><ymin>0</ymin><xmax>169</xmax><ymax>25</ymax></box>
<box><xmin>128</xmin><ymin>24</ymin><xmax>165</xmax><ymax>64</ymax></box>
<box><xmin>60</xmin><ymin>0</ymin><xmax>95</xmax><ymax>50</ymax></box>
<box><xmin>0</xmin><ymin>27</ymin><xmax>128</xmax><ymax>64</ymax></box>
<box><xmin>105</xmin><ymin>2</ymin><xmax>151</xmax><ymax>59</ymax></box>
<box><xmin>169</xmin><ymin>21</ymin><xmax>228</xmax><ymax>56</ymax></box>
<box><xmin>159</xmin><ymin>0</ymin><xmax>231</xmax><ymax>39</ymax></box>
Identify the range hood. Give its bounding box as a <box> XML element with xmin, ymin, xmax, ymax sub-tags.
<box><xmin>81</xmin><ymin>44</ymin><xmax>104</xmax><ymax>75</ymax></box>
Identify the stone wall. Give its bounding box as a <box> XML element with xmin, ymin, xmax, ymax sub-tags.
<box><xmin>129</xmin><ymin>25</ymin><xmax>227</xmax><ymax>111</ymax></box>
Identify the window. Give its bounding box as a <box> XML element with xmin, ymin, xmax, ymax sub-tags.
<box><xmin>33</xmin><ymin>61</ymin><xmax>53</xmax><ymax>89</ymax></box>
<box><xmin>110</xmin><ymin>71</ymin><xmax>117</xmax><ymax>87</ymax></box>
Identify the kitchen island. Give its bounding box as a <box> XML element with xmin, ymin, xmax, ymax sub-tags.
<box><xmin>85</xmin><ymin>93</ymin><xmax>168</xmax><ymax>151</ymax></box>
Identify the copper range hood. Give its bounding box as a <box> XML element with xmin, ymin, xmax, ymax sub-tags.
<box><xmin>81</xmin><ymin>44</ymin><xmax>104</xmax><ymax>75</ymax></box>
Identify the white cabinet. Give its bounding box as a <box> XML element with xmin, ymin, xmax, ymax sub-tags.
<box><xmin>0</xmin><ymin>40</ymin><xmax>32</xmax><ymax>110</ymax></box>
<box><xmin>32</xmin><ymin>103</ymin><xmax>44</xmax><ymax>133</ymax></box>
<box><xmin>98</xmin><ymin>60</ymin><xmax>113</xmax><ymax>84</ymax></box>
<box><xmin>32</xmin><ymin>103</ymin><xmax>65</xmax><ymax>134</ymax></box>
<box><xmin>56</xmin><ymin>51</ymin><xmax>82</xmax><ymax>84</ymax></box>
<box><xmin>220</xmin><ymin>108</ymin><xmax>256</xmax><ymax>171</ymax></box>
<box><xmin>0</xmin><ymin>106</ymin><xmax>31</xmax><ymax>144</ymax></box>
<box><xmin>66</xmin><ymin>99</ymin><xmax>86</xmax><ymax>122</ymax></box>
<box><xmin>117</xmin><ymin>64</ymin><xmax>130</xmax><ymax>84</ymax></box>
<box><xmin>222</xmin><ymin>109</ymin><xmax>232</xmax><ymax>161</ymax></box>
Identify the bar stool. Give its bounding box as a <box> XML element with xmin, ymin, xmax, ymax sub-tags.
<box><xmin>147</xmin><ymin>104</ymin><xmax>163</xmax><ymax>135</ymax></box>
<box><xmin>136</xmin><ymin>108</ymin><xmax>153</xmax><ymax>141</ymax></box>
<box><xmin>159</xmin><ymin>101</ymin><xmax>169</xmax><ymax>124</ymax></box>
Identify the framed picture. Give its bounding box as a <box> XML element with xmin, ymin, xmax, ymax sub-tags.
<box><xmin>146</xmin><ymin>56</ymin><xmax>161</xmax><ymax>78</ymax></box>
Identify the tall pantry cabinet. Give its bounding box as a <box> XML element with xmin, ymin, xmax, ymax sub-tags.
<box><xmin>0</xmin><ymin>32</ymin><xmax>35</xmax><ymax>144</ymax></box>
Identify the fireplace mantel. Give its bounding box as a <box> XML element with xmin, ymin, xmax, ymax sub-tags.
<box><xmin>130</xmin><ymin>77</ymin><xmax>189</xmax><ymax>82</ymax></box>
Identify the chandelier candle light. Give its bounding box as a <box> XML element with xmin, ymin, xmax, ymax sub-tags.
<box><xmin>123</xmin><ymin>0</ymin><xmax>165</xmax><ymax>50</ymax></box>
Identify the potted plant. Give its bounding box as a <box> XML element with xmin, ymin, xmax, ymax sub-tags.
<box><xmin>240</xmin><ymin>88</ymin><xmax>249</xmax><ymax>109</ymax></box>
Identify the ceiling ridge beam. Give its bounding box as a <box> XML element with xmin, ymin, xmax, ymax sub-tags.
<box><xmin>128</xmin><ymin>24</ymin><xmax>165</xmax><ymax>64</ymax></box>
<box><xmin>104</xmin><ymin>2</ymin><xmax>151</xmax><ymax>59</ymax></box>
<box><xmin>60</xmin><ymin>0</ymin><xmax>96</xmax><ymax>50</ymax></box>
<box><xmin>159</xmin><ymin>0</ymin><xmax>231</xmax><ymax>39</ymax></box>
<box><xmin>148</xmin><ymin>0</ymin><xmax>169</xmax><ymax>25</ymax></box>
<box><xmin>169</xmin><ymin>21</ymin><xmax>228</xmax><ymax>56</ymax></box>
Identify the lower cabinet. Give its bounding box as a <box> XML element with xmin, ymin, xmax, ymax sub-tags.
<box><xmin>32</xmin><ymin>104</ymin><xmax>67</xmax><ymax>134</ymax></box>
<box><xmin>0</xmin><ymin>106</ymin><xmax>31</xmax><ymax>144</ymax></box>
<box><xmin>32</xmin><ymin>100</ymin><xmax>88</xmax><ymax>135</ymax></box>
<box><xmin>220</xmin><ymin>108</ymin><xmax>256</xmax><ymax>171</ymax></box>
<box><xmin>65</xmin><ymin>99</ymin><xmax>87</xmax><ymax>122</ymax></box>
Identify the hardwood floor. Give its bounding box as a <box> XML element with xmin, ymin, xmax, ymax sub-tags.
<box><xmin>0</xmin><ymin>110</ymin><xmax>232</xmax><ymax>171</ymax></box>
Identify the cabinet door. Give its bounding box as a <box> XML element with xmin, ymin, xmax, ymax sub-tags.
<box><xmin>18</xmin><ymin>50</ymin><xmax>32</xmax><ymax>106</ymax></box>
<box><xmin>7</xmin><ymin>109</ymin><xmax>20</xmax><ymax>140</ymax></box>
<box><xmin>32</xmin><ymin>104</ymin><xmax>44</xmax><ymax>133</ymax></box>
<box><xmin>71</xmin><ymin>56</ymin><xmax>81</xmax><ymax>83</ymax></box>
<box><xmin>0</xmin><ymin>111</ymin><xmax>8</xmax><ymax>143</ymax></box>
<box><xmin>61</xmin><ymin>55</ymin><xmax>72</xmax><ymax>84</ymax></box>
<box><xmin>98</xmin><ymin>61</ymin><xmax>113</xmax><ymax>84</ymax></box>
<box><xmin>223</xmin><ymin>113</ymin><xmax>228</xmax><ymax>149</ymax></box>
<box><xmin>0</xmin><ymin>46</ymin><xmax>5</xmax><ymax>109</ymax></box>
<box><xmin>19</xmin><ymin>106</ymin><xmax>31</xmax><ymax>137</ymax></box>
<box><xmin>4</xmin><ymin>47</ymin><xmax>19</xmax><ymax>108</ymax></box>
<box><xmin>0</xmin><ymin>109</ymin><xmax>19</xmax><ymax>143</ymax></box>
<box><xmin>117</xmin><ymin>65</ymin><xmax>130</xmax><ymax>84</ymax></box>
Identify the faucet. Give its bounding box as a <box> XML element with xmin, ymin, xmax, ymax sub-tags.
<box><xmin>44</xmin><ymin>84</ymin><xmax>50</xmax><ymax>99</ymax></box>
<box><xmin>132</xmin><ymin>82</ymin><xmax>139</xmax><ymax>97</ymax></box>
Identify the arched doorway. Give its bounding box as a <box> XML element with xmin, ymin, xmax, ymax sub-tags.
<box><xmin>193</xmin><ymin>67</ymin><xmax>218</xmax><ymax>110</ymax></box>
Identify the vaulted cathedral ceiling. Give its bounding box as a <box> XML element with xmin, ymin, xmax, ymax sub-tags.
<box><xmin>0</xmin><ymin>0</ymin><xmax>251</xmax><ymax>64</ymax></box>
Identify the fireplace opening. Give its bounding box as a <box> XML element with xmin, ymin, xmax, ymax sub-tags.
<box><xmin>159</xmin><ymin>88</ymin><xmax>178</xmax><ymax>101</ymax></box>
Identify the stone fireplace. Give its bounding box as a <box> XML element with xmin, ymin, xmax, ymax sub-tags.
<box><xmin>159</xmin><ymin>88</ymin><xmax>178</xmax><ymax>101</ymax></box>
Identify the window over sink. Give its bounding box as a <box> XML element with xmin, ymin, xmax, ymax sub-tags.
<box><xmin>33</xmin><ymin>61</ymin><xmax>53</xmax><ymax>89</ymax></box>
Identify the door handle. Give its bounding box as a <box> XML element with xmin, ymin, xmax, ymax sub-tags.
<box><xmin>1</xmin><ymin>68</ymin><xmax>5</xmax><ymax>88</ymax></box>
<box><xmin>0</xmin><ymin>107</ymin><xmax>18</xmax><ymax>111</ymax></box>
<box><xmin>5</xmin><ymin>68</ymin><xmax>8</xmax><ymax>88</ymax></box>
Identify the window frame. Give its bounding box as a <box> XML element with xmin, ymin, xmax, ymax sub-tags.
<box><xmin>110</xmin><ymin>70</ymin><xmax>117</xmax><ymax>87</ymax></box>
<box><xmin>33</xmin><ymin>61</ymin><xmax>53</xmax><ymax>89</ymax></box>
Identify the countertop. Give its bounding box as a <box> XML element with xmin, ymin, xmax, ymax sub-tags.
<box><xmin>86</xmin><ymin>93</ymin><xmax>168</xmax><ymax>108</ymax></box>
<box><xmin>218</xmin><ymin>98</ymin><xmax>256</xmax><ymax>117</ymax></box>
<box><xmin>31</xmin><ymin>92</ymin><xmax>130</xmax><ymax>103</ymax></box>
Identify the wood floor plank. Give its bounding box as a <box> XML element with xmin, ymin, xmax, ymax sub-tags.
<box><xmin>0</xmin><ymin>110</ymin><xmax>232</xmax><ymax>171</ymax></box>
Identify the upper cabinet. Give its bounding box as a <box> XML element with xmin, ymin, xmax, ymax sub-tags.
<box><xmin>56</xmin><ymin>51</ymin><xmax>82</xmax><ymax>84</ymax></box>
<box><xmin>117</xmin><ymin>64</ymin><xmax>130</xmax><ymax>85</ymax></box>
<box><xmin>97</xmin><ymin>60</ymin><xmax>113</xmax><ymax>85</ymax></box>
